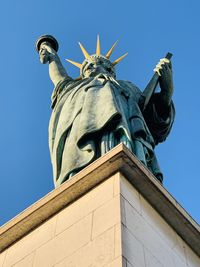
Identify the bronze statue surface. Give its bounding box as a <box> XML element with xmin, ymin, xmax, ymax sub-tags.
<box><xmin>36</xmin><ymin>35</ymin><xmax>175</xmax><ymax>187</ymax></box>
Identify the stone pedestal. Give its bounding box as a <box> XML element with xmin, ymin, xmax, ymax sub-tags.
<box><xmin>0</xmin><ymin>144</ymin><xmax>199</xmax><ymax>267</ymax></box>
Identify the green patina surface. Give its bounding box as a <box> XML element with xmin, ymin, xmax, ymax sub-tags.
<box><xmin>36</xmin><ymin>35</ymin><xmax>175</xmax><ymax>187</ymax></box>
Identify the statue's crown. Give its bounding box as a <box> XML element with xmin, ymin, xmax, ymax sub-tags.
<box><xmin>66</xmin><ymin>35</ymin><xmax>128</xmax><ymax>79</ymax></box>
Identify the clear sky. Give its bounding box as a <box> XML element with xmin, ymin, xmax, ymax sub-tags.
<box><xmin>0</xmin><ymin>0</ymin><xmax>199</xmax><ymax>226</ymax></box>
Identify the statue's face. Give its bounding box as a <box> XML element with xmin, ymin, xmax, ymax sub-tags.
<box><xmin>82</xmin><ymin>56</ymin><xmax>116</xmax><ymax>78</ymax></box>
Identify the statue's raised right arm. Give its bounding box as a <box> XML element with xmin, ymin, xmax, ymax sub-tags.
<box><xmin>38</xmin><ymin>40</ymin><xmax>68</xmax><ymax>87</ymax></box>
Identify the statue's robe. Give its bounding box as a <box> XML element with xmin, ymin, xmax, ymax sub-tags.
<box><xmin>49</xmin><ymin>75</ymin><xmax>175</xmax><ymax>187</ymax></box>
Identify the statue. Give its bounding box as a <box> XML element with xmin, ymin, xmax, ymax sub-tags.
<box><xmin>36</xmin><ymin>35</ymin><xmax>175</xmax><ymax>187</ymax></box>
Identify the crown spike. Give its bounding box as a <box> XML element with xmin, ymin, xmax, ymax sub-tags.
<box><xmin>78</xmin><ymin>42</ymin><xmax>90</xmax><ymax>59</ymax></box>
<box><xmin>106</xmin><ymin>40</ymin><xmax>118</xmax><ymax>59</ymax></box>
<box><xmin>112</xmin><ymin>52</ymin><xmax>128</xmax><ymax>66</ymax></box>
<box><xmin>96</xmin><ymin>35</ymin><xmax>101</xmax><ymax>56</ymax></box>
<box><xmin>66</xmin><ymin>59</ymin><xmax>82</xmax><ymax>69</ymax></box>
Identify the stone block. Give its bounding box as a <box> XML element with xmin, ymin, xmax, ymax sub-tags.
<box><xmin>0</xmin><ymin>251</ymin><xmax>6</xmax><ymax>266</ymax></box>
<box><xmin>140</xmin><ymin>194</ymin><xmax>191</xmax><ymax>265</ymax></box>
<box><xmin>172</xmin><ymin>234</ymin><xmax>188</xmax><ymax>263</ymax></box>
<box><xmin>126</xmin><ymin>261</ymin><xmax>134</xmax><ymax>267</ymax></box>
<box><xmin>122</xmin><ymin>196</ymin><xmax>175</xmax><ymax>267</ymax></box>
<box><xmin>12</xmin><ymin>252</ymin><xmax>35</xmax><ymax>267</ymax></box>
<box><xmin>144</xmin><ymin>248</ymin><xmax>164</xmax><ymax>267</ymax></box>
<box><xmin>185</xmin><ymin>244</ymin><xmax>200</xmax><ymax>267</ymax></box>
<box><xmin>54</xmin><ymin>227</ymin><xmax>115</xmax><ymax>267</ymax></box>
<box><xmin>56</xmin><ymin>176</ymin><xmax>115</xmax><ymax>235</ymax></box>
<box><xmin>171</xmin><ymin>251</ymin><xmax>188</xmax><ymax>267</ymax></box>
<box><xmin>92</xmin><ymin>195</ymin><xmax>121</xmax><ymax>239</ymax></box>
<box><xmin>104</xmin><ymin>256</ymin><xmax>126</xmax><ymax>267</ymax></box>
<box><xmin>122</xmin><ymin>224</ymin><xmax>145</xmax><ymax>267</ymax></box>
<box><xmin>33</xmin><ymin>214</ymin><xmax>92</xmax><ymax>266</ymax></box>
<box><xmin>119</xmin><ymin>174</ymin><xmax>141</xmax><ymax>214</ymax></box>
<box><xmin>113</xmin><ymin>173</ymin><xmax>120</xmax><ymax>196</ymax></box>
<box><xmin>140</xmin><ymin>195</ymin><xmax>181</xmax><ymax>249</ymax></box>
<box><xmin>114</xmin><ymin>223</ymin><xmax>122</xmax><ymax>259</ymax></box>
<box><xmin>33</xmin><ymin>237</ymin><xmax>55</xmax><ymax>267</ymax></box>
<box><xmin>3</xmin><ymin>216</ymin><xmax>57</xmax><ymax>266</ymax></box>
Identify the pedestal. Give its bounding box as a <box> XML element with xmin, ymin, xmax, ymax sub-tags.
<box><xmin>0</xmin><ymin>144</ymin><xmax>199</xmax><ymax>266</ymax></box>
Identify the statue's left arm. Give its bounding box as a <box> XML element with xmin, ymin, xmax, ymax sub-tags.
<box><xmin>143</xmin><ymin>60</ymin><xmax>175</xmax><ymax>144</ymax></box>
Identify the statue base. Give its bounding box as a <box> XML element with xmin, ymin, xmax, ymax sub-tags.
<box><xmin>0</xmin><ymin>144</ymin><xmax>199</xmax><ymax>266</ymax></box>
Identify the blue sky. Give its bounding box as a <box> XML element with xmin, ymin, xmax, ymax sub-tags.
<box><xmin>0</xmin><ymin>0</ymin><xmax>199</xmax><ymax>226</ymax></box>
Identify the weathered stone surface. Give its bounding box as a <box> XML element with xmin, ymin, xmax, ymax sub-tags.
<box><xmin>54</xmin><ymin>227</ymin><xmax>116</xmax><ymax>267</ymax></box>
<box><xmin>92</xmin><ymin>196</ymin><xmax>121</xmax><ymax>239</ymax></box>
<box><xmin>55</xmin><ymin>176</ymin><xmax>114</xmax><ymax>235</ymax></box>
<box><xmin>33</xmin><ymin>214</ymin><xmax>92</xmax><ymax>266</ymax></box>
<box><xmin>12</xmin><ymin>253</ymin><xmax>35</xmax><ymax>267</ymax></box>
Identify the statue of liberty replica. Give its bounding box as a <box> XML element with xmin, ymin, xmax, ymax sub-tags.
<box><xmin>36</xmin><ymin>35</ymin><xmax>175</xmax><ymax>187</ymax></box>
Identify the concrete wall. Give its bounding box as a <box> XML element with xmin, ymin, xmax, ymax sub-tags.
<box><xmin>0</xmin><ymin>173</ymin><xmax>199</xmax><ymax>267</ymax></box>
